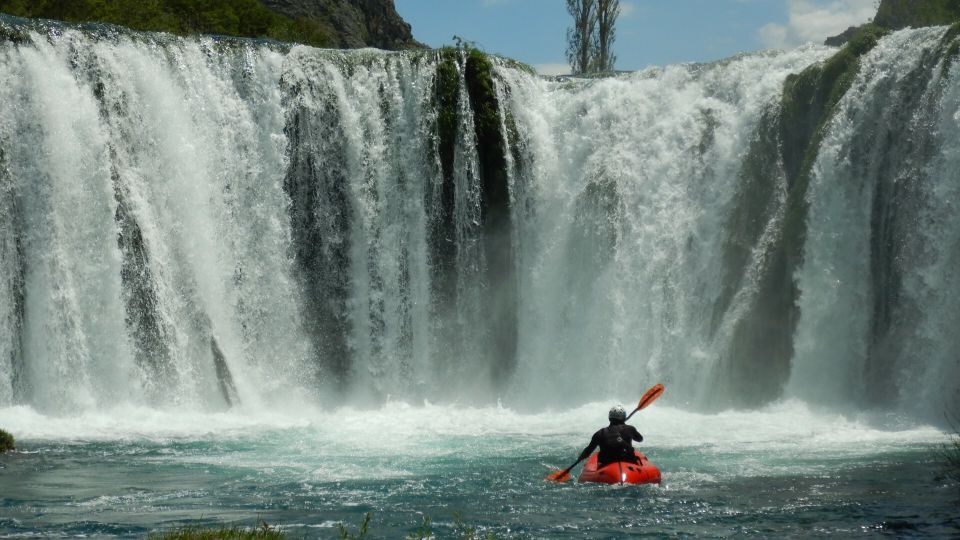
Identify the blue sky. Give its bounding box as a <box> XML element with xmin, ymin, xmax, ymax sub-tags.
<box><xmin>394</xmin><ymin>0</ymin><xmax>878</xmax><ymax>74</ymax></box>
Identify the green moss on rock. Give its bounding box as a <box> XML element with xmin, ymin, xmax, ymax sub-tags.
<box><xmin>938</xmin><ymin>22</ymin><xmax>960</xmax><ymax>75</ymax></box>
<box><xmin>465</xmin><ymin>49</ymin><xmax>509</xmax><ymax>215</ymax></box>
<box><xmin>433</xmin><ymin>48</ymin><xmax>460</xmax><ymax>183</ymax></box>
<box><xmin>711</xmin><ymin>23</ymin><xmax>890</xmax><ymax>407</ymax></box>
<box><xmin>428</xmin><ymin>46</ymin><xmax>518</xmax><ymax>382</ymax></box>
<box><xmin>780</xmin><ymin>23</ymin><xmax>889</xmax><ymax>261</ymax></box>
<box><xmin>0</xmin><ymin>428</ymin><xmax>13</xmax><ymax>452</ymax></box>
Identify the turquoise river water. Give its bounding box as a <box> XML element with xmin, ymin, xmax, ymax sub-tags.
<box><xmin>1</xmin><ymin>403</ymin><xmax>957</xmax><ymax>538</ymax></box>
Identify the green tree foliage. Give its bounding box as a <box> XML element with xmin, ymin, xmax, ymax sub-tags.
<box><xmin>0</xmin><ymin>428</ymin><xmax>13</xmax><ymax>452</ymax></box>
<box><xmin>564</xmin><ymin>0</ymin><xmax>620</xmax><ymax>75</ymax></box>
<box><xmin>594</xmin><ymin>0</ymin><xmax>619</xmax><ymax>72</ymax></box>
<box><xmin>0</xmin><ymin>0</ymin><xmax>332</xmax><ymax>47</ymax></box>
<box><xmin>565</xmin><ymin>0</ymin><xmax>596</xmax><ymax>75</ymax></box>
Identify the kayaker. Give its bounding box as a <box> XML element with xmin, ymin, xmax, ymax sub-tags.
<box><xmin>577</xmin><ymin>405</ymin><xmax>643</xmax><ymax>467</ymax></box>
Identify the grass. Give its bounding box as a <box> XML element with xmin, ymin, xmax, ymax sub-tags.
<box><xmin>150</xmin><ymin>513</ymin><xmax>498</xmax><ymax>540</ymax></box>
<box><xmin>336</xmin><ymin>513</ymin><xmax>370</xmax><ymax>540</ymax></box>
<box><xmin>0</xmin><ymin>428</ymin><xmax>13</xmax><ymax>452</ymax></box>
<box><xmin>149</xmin><ymin>521</ymin><xmax>285</xmax><ymax>540</ymax></box>
<box><xmin>944</xmin><ymin>412</ymin><xmax>960</xmax><ymax>498</ymax></box>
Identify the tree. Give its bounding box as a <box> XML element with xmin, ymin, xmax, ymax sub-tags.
<box><xmin>565</xmin><ymin>0</ymin><xmax>596</xmax><ymax>75</ymax></box>
<box><xmin>593</xmin><ymin>0</ymin><xmax>620</xmax><ymax>73</ymax></box>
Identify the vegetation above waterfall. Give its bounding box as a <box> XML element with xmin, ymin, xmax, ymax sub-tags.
<box><xmin>0</xmin><ymin>0</ymin><xmax>421</xmax><ymax>50</ymax></box>
<box><xmin>0</xmin><ymin>0</ymin><xmax>331</xmax><ymax>46</ymax></box>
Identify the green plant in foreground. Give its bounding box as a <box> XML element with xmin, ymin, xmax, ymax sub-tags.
<box><xmin>150</xmin><ymin>511</ymin><xmax>496</xmax><ymax>539</ymax></box>
<box><xmin>944</xmin><ymin>412</ymin><xmax>960</xmax><ymax>496</ymax></box>
<box><xmin>149</xmin><ymin>521</ymin><xmax>285</xmax><ymax>540</ymax></box>
<box><xmin>406</xmin><ymin>515</ymin><xmax>431</xmax><ymax>540</ymax></box>
<box><xmin>0</xmin><ymin>428</ymin><xmax>13</xmax><ymax>452</ymax></box>
<box><xmin>337</xmin><ymin>513</ymin><xmax>371</xmax><ymax>540</ymax></box>
<box><xmin>453</xmin><ymin>512</ymin><xmax>497</xmax><ymax>540</ymax></box>
<box><xmin>405</xmin><ymin>512</ymin><xmax>497</xmax><ymax>540</ymax></box>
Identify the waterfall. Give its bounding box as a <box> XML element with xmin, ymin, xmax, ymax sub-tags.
<box><xmin>497</xmin><ymin>46</ymin><xmax>836</xmax><ymax>408</ymax></box>
<box><xmin>791</xmin><ymin>26</ymin><xmax>960</xmax><ymax>417</ymax></box>
<box><xmin>1</xmin><ymin>16</ymin><xmax>958</xmax><ymax>422</ymax></box>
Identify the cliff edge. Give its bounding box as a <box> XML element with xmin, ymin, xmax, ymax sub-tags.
<box><xmin>827</xmin><ymin>0</ymin><xmax>960</xmax><ymax>45</ymax></box>
<box><xmin>261</xmin><ymin>0</ymin><xmax>422</xmax><ymax>50</ymax></box>
<box><xmin>0</xmin><ymin>0</ymin><xmax>421</xmax><ymax>50</ymax></box>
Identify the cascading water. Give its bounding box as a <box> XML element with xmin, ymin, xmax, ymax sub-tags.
<box><xmin>791</xmin><ymin>26</ymin><xmax>960</xmax><ymax>418</ymax></box>
<box><xmin>0</xmin><ymin>17</ymin><xmax>958</xmax><ymax>424</ymax></box>
<box><xmin>498</xmin><ymin>47</ymin><xmax>838</xmax><ymax>408</ymax></box>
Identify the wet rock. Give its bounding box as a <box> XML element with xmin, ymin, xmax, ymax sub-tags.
<box><xmin>260</xmin><ymin>0</ymin><xmax>423</xmax><ymax>50</ymax></box>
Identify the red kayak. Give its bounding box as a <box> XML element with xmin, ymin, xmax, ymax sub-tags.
<box><xmin>578</xmin><ymin>450</ymin><xmax>661</xmax><ymax>485</ymax></box>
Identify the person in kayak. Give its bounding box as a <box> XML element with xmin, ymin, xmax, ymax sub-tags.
<box><xmin>577</xmin><ymin>405</ymin><xmax>643</xmax><ymax>467</ymax></box>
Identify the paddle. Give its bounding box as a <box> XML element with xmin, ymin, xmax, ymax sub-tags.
<box><xmin>545</xmin><ymin>383</ymin><xmax>665</xmax><ymax>482</ymax></box>
<box><xmin>625</xmin><ymin>383</ymin><xmax>664</xmax><ymax>421</ymax></box>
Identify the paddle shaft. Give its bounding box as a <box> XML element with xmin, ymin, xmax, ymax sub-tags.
<box><xmin>559</xmin><ymin>457</ymin><xmax>583</xmax><ymax>477</ymax></box>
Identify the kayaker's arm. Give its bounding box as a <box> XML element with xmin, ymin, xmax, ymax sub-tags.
<box><xmin>629</xmin><ymin>425</ymin><xmax>643</xmax><ymax>443</ymax></box>
<box><xmin>577</xmin><ymin>430</ymin><xmax>601</xmax><ymax>461</ymax></box>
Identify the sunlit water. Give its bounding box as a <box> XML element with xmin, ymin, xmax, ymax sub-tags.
<box><xmin>1</xmin><ymin>403</ymin><xmax>956</xmax><ymax>538</ymax></box>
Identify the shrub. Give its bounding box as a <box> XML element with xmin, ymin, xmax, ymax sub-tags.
<box><xmin>149</xmin><ymin>521</ymin><xmax>285</xmax><ymax>540</ymax></box>
<box><xmin>337</xmin><ymin>513</ymin><xmax>370</xmax><ymax>540</ymax></box>
<box><xmin>945</xmin><ymin>413</ymin><xmax>960</xmax><ymax>494</ymax></box>
<box><xmin>0</xmin><ymin>428</ymin><xmax>13</xmax><ymax>453</ymax></box>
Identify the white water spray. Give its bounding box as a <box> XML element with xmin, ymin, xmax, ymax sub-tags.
<box><xmin>0</xmin><ymin>20</ymin><xmax>957</xmax><ymax>423</ymax></box>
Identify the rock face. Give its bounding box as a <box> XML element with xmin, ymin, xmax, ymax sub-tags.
<box><xmin>826</xmin><ymin>0</ymin><xmax>960</xmax><ymax>46</ymax></box>
<box><xmin>825</xmin><ymin>25</ymin><xmax>863</xmax><ymax>47</ymax></box>
<box><xmin>874</xmin><ymin>0</ymin><xmax>960</xmax><ymax>29</ymax></box>
<box><xmin>261</xmin><ymin>0</ymin><xmax>422</xmax><ymax>50</ymax></box>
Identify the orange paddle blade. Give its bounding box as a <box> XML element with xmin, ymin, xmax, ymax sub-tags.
<box><xmin>545</xmin><ymin>469</ymin><xmax>572</xmax><ymax>482</ymax></box>
<box><xmin>636</xmin><ymin>383</ymin><xmax>665</xmax><ymax>411</ymax></box>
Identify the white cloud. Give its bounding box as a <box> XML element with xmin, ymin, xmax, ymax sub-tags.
<box><xmin>536</xmin><ymin>63</ymin><xmax>572</xmax><ymax>76</ymax></box>
<box><xmin>620</xmin><ymin>2</ymin><xmax>637</xmax><ymax>18</ymax></box>
<box><xmin>758</xmin><ymin>0</ymin><xmax>876</xmax><ymax>49</ymax></box>
<box><xmin>758</xmin><ymin>22</ymin><xmax>791</xmax><ymax>48</ymax></box>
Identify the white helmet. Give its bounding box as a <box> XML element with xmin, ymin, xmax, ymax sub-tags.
<box><xmin>608</xmin><ymin>405</ymin><xmax>626</xmax><ymax>422</ymax></box>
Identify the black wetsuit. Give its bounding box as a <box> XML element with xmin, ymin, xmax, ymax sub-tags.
<box><xmin>578</xmin><ymin>421</ymin><xmax>643</xmax><ymax>467</ymax></box>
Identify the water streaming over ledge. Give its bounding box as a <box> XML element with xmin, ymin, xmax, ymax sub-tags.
<box><xmin>0</xmin><ymin>17</ymin><xmax>958</xmax><ymax>422</ymax></box>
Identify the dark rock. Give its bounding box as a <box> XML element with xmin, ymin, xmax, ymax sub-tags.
<box><xmin>211</xmin><ymin>337</ymin><xmax>239</xmax><ymax>407</ymax></box>
<box><xmin>260</xmin><ymin>0</ymin><xmax>424</xmax><ymax>50</ymax></box>
<box><xmin>826</xmin><ymin>1</ymin><xmax>960</xmax><ymax>46</ymax></box>
<box><xmin>825</xmin><ymin>25</ymin><xmax>865</xmax><ymax>46</ymax></box>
